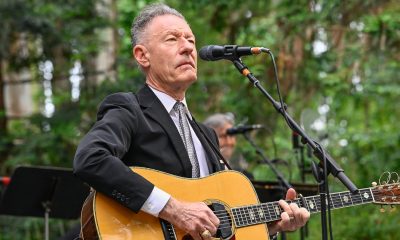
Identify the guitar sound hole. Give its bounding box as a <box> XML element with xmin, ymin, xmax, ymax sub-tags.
<box><xmin>208</xmin><ymin>202</ymin><xmax>233</xmax><ymax>239</ymax></box>
<box><xmin>182</xmin><ymin>234</ymin><xmax>193</xmax><ymax>240</ymax></box>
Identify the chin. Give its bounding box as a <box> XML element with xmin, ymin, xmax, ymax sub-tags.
<box><xmin>178</xmin><ymin>73</ymin><xmax>197</xmax><ymax>84</ymax></box>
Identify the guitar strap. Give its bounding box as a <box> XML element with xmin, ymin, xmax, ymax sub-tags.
<box><xmin>188</xmin><ymin>115</ymin><xmax>232</xmax><ymax>171</ymax></box>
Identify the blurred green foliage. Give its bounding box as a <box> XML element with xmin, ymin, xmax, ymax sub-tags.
<box><xmin>0</xmin><ymin>0</ymin><xmax>399</xmax><ymax>239</ymax></box>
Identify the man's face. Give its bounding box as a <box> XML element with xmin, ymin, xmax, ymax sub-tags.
<box><xmin>215</xmin><ymin>122</ymin><xmax>237</xmax><ymax>161</ymax></box>
<box><xmin>136</xmin><ymin>14</ymin><xmax>197</xmax><ymax>95</ymax></box>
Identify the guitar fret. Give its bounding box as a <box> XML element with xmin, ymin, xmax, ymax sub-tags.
<box><xmin>264</xmin><ymin>203</ymin><xmax>275</xmax><ymax>222</ymax></box>
<box><xmin>330</xmin><ymin>195</ymin><xmax>336</xmax><ymax>209</ymax></box>
<box><xmin>263</xmin><ymin>204</ymin><xmax>273</xmax><ymax>222</ymax></box>
<box><xmin>342</xmin><ymin>192</ymin><xmax>353</xmax><ymax>206</ymax></box>
<box><xmin>231</xmin><ymin>187</ymin><xmax>379</xmax><ymax>229</ymax></box>
<box><xmin>351</xmin><ymin>191</ymin><xmax>363</xmax><ymax>205</ymax></box>
<box><xmin>246</xmin><ymin>206</ymin><xmax>253</xmax><ymax>225</ymax></box>
<box><xmin>243</xmin><ymin>206</ymin><xmax>250</xmax><ymax>226</ymax></box>
<box><xmin>312</xmin><ymin>196</ymin><xmax>319</xmax><ymax>212</ymax></box>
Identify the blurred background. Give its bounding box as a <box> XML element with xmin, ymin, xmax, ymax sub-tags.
<box><xmin>0</xmin><ymin>0</ymin><xmax>399</xmax><ymax>239</ymax></box>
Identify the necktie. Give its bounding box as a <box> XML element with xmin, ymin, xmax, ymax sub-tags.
<box><xmin>173</xmin><ymin>102</ymin><xmax>200</xmax><ymax>178</ymax></box>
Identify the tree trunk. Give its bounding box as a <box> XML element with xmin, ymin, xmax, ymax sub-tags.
<box><xmin>95</xmin><ymin>0</ymin><xmax>118</xmax><ymax>84</ymax></box>
<box><xmin>0</xmin><ymin>58</ymin><xmax>7</xmax><ymax>136</ymax></box>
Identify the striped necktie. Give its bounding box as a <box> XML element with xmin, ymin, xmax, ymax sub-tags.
<box><xmin>173</xmin><ymin>101</ymin><xmax>200</xmax><ymax>178</ymax></box>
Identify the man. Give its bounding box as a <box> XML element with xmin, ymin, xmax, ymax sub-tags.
<box><xmin>203</xmin><ymin>113</ymin><xmax>254</xmax><ymax>179</ymax></box>
<box><xmin>73</xmin><ymin>3</ymin><xmax>309</xmax><ymax>240</ymax></box>
<box><xmin>203</xmin><ymin>113</ymin><xmax>237</xmax><ymax>161</ymax></box>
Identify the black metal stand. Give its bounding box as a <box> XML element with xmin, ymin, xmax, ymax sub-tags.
<box><xmin>229</xmin><ymin>57</ymin><xmax>358</xmax><ymax>240</ymax></box>
<box><xmin>0</xmin><ymin>166</ymin><xmax>90</xmax><ymax>240</ymax></box>
<box><xmin>293</xmin><ymin>132</ymin><xmax>312</xmax><ymax>240</ymax></box>
<box><xmin>243</xmin><ymin>131</ymin><xmax>293</xmax><ymax>240</ymax></box>
<box><xmin>243</xmin><ymin>132</ymin><xmax>292</xmax><ymax>190</ymax></box>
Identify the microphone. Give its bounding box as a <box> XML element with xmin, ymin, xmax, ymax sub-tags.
<box><xmin>199</xmin><ymin>45</ymin><xmax>263</xmax><ymax>61</ymax></box>
<box><xmin>226</xmin><ymin>124</ymin><xmax>264</xmax><ymax>135</ymax></box>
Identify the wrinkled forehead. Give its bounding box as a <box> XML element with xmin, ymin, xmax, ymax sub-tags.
<box><xmin>145</xmin><ymin>14</ymin><xmax>194</xmax><ymax>39</ymax></box>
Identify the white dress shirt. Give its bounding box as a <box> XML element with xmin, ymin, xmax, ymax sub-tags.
<box><xmin>140</xmin><ymin>86</ymin><xmax>209</xmax><ymax>216</ymax></box>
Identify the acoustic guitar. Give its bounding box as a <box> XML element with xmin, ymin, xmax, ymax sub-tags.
<box><xmin>80</xmin><ymin>168</ymin><xmax>400</xmax><ymax>240</ymax></box>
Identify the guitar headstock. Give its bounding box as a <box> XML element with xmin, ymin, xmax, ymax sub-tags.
<box><xmin>371</xmin><ymin>172</ymin><xmax>400</xmax><ymax>206</ymax></box>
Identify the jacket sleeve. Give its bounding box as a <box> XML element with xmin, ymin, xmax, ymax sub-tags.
<box><xmin>73</xmin><ymin>92</ymin><xmax>153</xmax><ymax>212</ymax></box>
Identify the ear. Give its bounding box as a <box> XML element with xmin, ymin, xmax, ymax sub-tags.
<box><xmin>133</xmin><ymin>45</ymin><xmax>150</xmax><ymax>68</ymax></box>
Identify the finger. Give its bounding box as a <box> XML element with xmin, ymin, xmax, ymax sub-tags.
<box><xmin>190</xmin><ymin>231</ymin><xmax>202</xmax><ymax>240</ymax></box>
<box><xmin>208</xmin><ymin>211</ymin><xmax>220</xmax><ymax>227</ymax></box>
<box><xmin>285</xmin><ymin>188</ymin><xmax>297</xmax><ymax>200</ymax></box>
<box><xmin>203</xmin><ymin>221</ymin><xmax>217</xmax><ymax>236</ymax></box>
<box><xmin>297</xmin><ymin>207</ymin><xmax>310</xmax><ymax>226</ymax></box>
<box><xmin>202</xmin><ymin>207</ymin><xmax>219</xmax><ymax>235</ymax></box>
<box><xmin>278</xmin><ymin>200</ymin><xmax>294</xmax><ymax>218</ymax></box>
<box><xmin>289</xmin><ymin>202</ymin><xmax>300</xmax><ymax>215</ymax></box>
<box><xmin>198</xmin><ymin>228</ymin><xmax>213</xmax><ymax>240</ymax></box>
<box><xmin>280</xmin><ymin>211</ymin><xmax>291</xmax><ymax>222</ymax></box>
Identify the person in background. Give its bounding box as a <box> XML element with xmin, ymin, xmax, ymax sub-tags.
<box><xmin>203</xmin><ymin>113</ymin><xmax>237</xmax><ymax>161</ymax></box>
<box><xmin>203</xmin><ymin>113</ymin><xmax>253</xmax><ymax>177</ymax></box>
<box><xmin>73</xmin><ymin>3</ymin><xmax>309</xmax><ymax>240</ymax></box>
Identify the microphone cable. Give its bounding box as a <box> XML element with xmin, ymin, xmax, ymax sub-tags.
<box><xmin>263</xmin><ymin>48</ymin><xmax>334</xmax><ymax>240</ymax></box>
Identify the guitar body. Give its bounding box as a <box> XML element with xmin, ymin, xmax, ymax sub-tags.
<box><xmin>81</xmin><ymin>167</ymin><xmax>269</xmax><ymax>240</ymax></box>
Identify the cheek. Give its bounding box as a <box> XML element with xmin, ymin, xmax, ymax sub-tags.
<box><xmin>219</xmin><ymin>139</ymin><xmax>228</xmax><ymax>146</ymax></box>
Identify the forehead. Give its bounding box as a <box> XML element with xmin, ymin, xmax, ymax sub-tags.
<box><xmin>145</xmin><ymin>14</ymin><xmax>194</xmax><ymax>38</ymax></box>
<box><xmin>216</xmin><ymin>122</ymin><xmax>233</xmax><ymax>133</ymax></box>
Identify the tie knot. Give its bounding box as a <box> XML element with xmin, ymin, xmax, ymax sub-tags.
<box><xmin>173</xmin><ymin>101</ymin><xmax>185</xmax><ymax>113</ymax></box>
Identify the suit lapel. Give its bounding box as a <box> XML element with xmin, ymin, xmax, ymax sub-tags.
<box><xmin>188</xmin><ymin>117</ymin><xmax>223</xmax><ymax>173</ymax></box>
<box><xmin>136</xmin><ymin>85</ymin><xmax>192</xmax><ymax>178</ymax></box>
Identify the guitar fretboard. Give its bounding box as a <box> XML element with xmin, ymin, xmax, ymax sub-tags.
<box><xmin>231</xmin><ymin>188</ymin><xmax>375</xmax><ymax>228</ymax></box>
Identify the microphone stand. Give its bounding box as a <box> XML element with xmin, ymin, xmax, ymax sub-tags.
<box><xmin>230</xmin><ymin>58</ymin><xmax>358</xmax><ymax>240</ymax></box>
<box><xmin>242</xmin><ymin>132</ymin><xmax>292</xmax><ymax>190</ymax></box>
<box><xmin>243</xmin><ymin>132</ymin><xmax>291</xmax><ymax>240</ymax></box>
<box><xmin>293</xmin><ymin>134</ymin><xmax>311</xmax><ymax>240</ymax></box>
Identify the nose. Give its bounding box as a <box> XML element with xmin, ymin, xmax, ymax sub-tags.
<box><xmin>226</xmin><ymin>135</ymin><xmax>236</xmax><ymax>146</ymax></box>
<box><xmin>179</xmin><ymin>38</ymin><xmax>195</xmax><ymax>54</ymax></box>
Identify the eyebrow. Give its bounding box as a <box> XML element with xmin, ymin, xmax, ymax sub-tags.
<box><xmin>163</xmin><ymin>29</ymin><xmax>194</xmax><ymax>38</ymax></box>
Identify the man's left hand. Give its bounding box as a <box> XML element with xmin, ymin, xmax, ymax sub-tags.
<box><xmin>267</xmin><ymin>188</ymin><xmax>310</xmax><ymax>235</ymax></box>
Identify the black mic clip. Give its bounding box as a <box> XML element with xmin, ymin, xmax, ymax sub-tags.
<box><xmin>199</xmin><ymin>45</ymin><xmax>267</xmax><ymax>62</ymax></box>
<box><xmin>222</xmin><ymin>45</ymin><xmax>255</xmax><ymax>61</ymax></box>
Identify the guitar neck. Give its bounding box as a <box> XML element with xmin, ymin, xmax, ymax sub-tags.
<box><xmin>232</xmin><ymin>187</ymin><xmax>375</xmax><ymax>228</ymax></box>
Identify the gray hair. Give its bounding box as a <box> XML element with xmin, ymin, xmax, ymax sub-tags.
<box><xmin>203</xmin><ymin>113</ymin><xmax>235</xmax><ymax>129</ymax></box>
<box><xmin>131</xmin><ymin>3</ymin><xmax>185</xmax><ymax>47</ymax></box>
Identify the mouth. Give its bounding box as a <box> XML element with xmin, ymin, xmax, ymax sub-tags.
<box><xmin>177</xmin><ymin>61</ymin><xmax>195</xmax><ymax>69</ymax></box>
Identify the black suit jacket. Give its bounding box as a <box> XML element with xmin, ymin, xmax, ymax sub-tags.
<box><xmin>73</xmin><ymin>85</ymin><xmax>224</xmax><ymax>212</ymax></box>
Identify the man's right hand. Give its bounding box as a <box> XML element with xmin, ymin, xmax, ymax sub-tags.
<box><xmin>158</xmin><ymin>197</ymin><xmax>220</xmax><ymax>240</ymax></box>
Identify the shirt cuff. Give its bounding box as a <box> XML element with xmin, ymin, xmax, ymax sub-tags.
<box><xmin>140</xmin><ymin>186</ymin><xmax>171</xmax><ymax>217</ymax></box>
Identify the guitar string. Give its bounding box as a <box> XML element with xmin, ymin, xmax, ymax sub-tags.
<box><xmin>212</xmin><ymin>187</ymin><xmax>385</xmax><ymax>216</ymax></box>
<box><xmin>212</xmin><ymin>194</ymin><xmax>370</xmax><ymax>217</ymax></box>
<box><xmin>210</xmin><ymin>188</ymin><xmax>387</xmax><ymax>225</ymax></box>
<box><xmin>168</xmin><ymin>188</ymin><xmax>395</xmax><ymax>232</ymax></box>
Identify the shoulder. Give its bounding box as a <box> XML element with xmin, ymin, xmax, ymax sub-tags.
<box><xmin>197</xmin><ymin>122</ymin><xmax>219</xmax><ymax>144</ymax></box>
<box><xmin>97</xmin><ymin>92</ymin><xmax>139</xmax><ymax>120</ymax></box>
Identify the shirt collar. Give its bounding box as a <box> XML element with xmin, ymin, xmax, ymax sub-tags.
<box><xmin>148</xmin><ymin>86</ymin><xmax>191</xmax><ymax>117</ymax></box>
